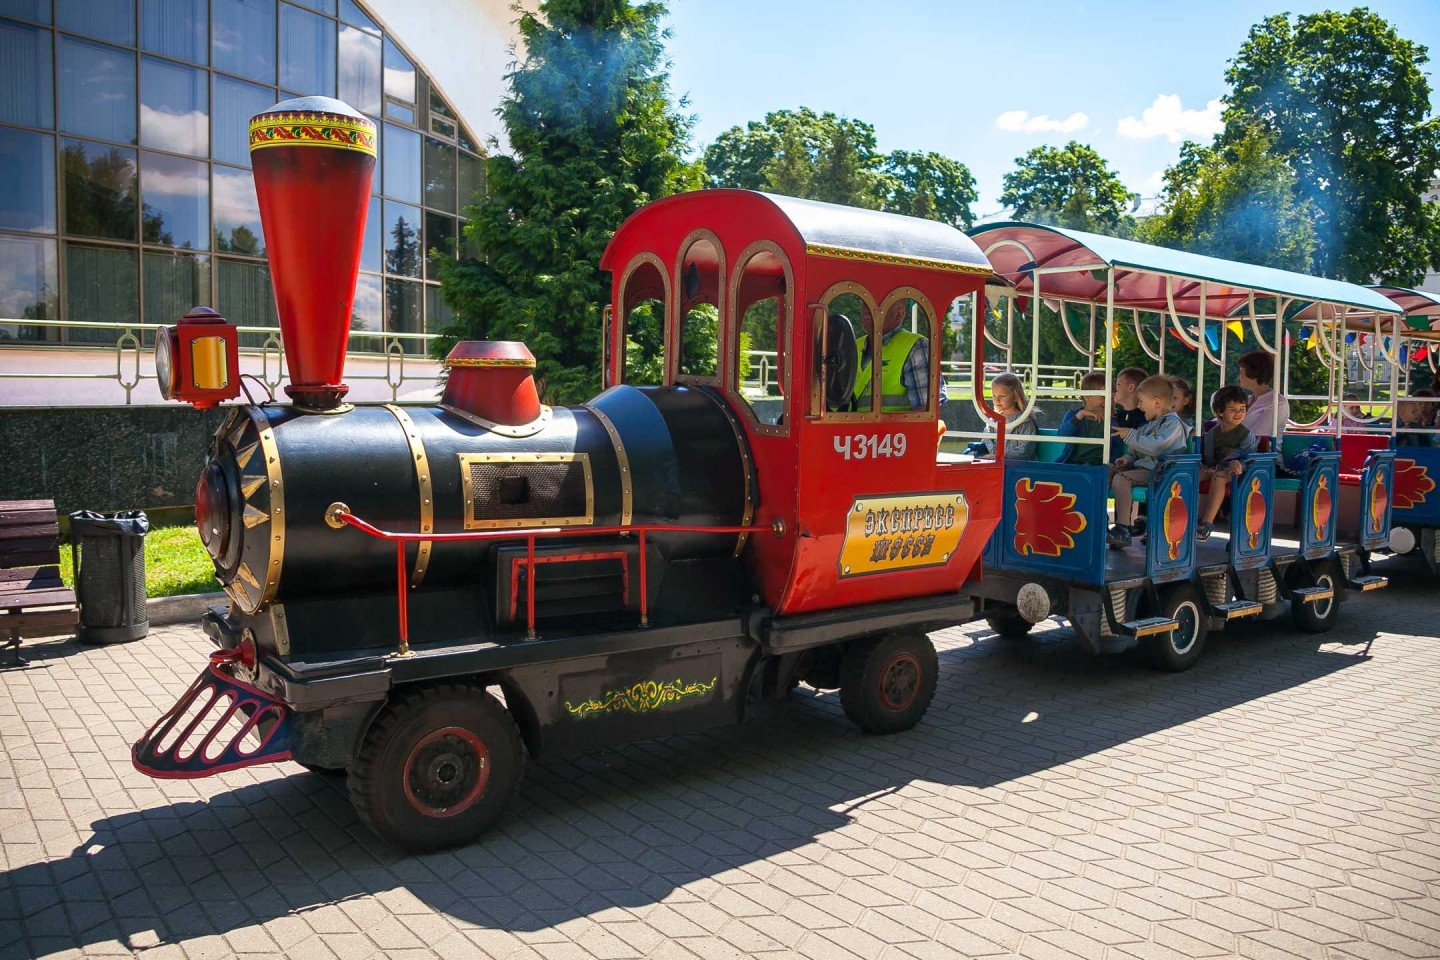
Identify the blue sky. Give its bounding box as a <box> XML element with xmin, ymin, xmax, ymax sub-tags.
<box><xmin>663</xmin><ymin>0</ymin><xmax>1440</xmax><ymax>216</ymax></box>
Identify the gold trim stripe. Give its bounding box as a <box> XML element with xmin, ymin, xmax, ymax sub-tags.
<box><xmin>384</xmin><ymin>404</ymin><xmax>434</xmax><ymax>587</ymax></box>
<box><xmin>442</xmin><ymin>357</ymin><xmax>536</xmax><ymax>369</ymax></box>
<box><xmin>251</xmin><ymin>407</ymin><xmax>286</xmax><ymax>611</ymax></box>
<box><xmin>249</xmin><ymin>112</ymin><xmax>377</xmax><ymax>156</ymax></box>
<box><xmin>805</xmin><ymin>242</ymin><xmax>992</xmax><ymax>276</ymax></box>
<box><xmin>584</xmin><ymin>404</ymin><xmax>633</xmax><ymax>527</ymax></box>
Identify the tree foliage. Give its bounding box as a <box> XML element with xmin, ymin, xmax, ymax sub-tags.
<box><xmin>702</xmin><ymin>109</ymin><xmax>977</xmax><ymax>227</ymax></box>
<box><xmin>435</xmin><ymin>0</ymin><xmax>702</xmax><ymax>402</ymax></box>
<box><xmin>999</xmin><ymin>141</ymin><xmax>1136</xmax><ymax>234</ymax></box>
<box><xmin>1222</xmin><ymin>7</ymin><xmax>1440</xmax><ymax>284</ymax></box>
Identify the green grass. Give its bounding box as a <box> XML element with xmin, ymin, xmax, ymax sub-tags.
<box><xmin>59</xmin><ymin>524</ymin><xmax>219</xmax><ymax>599</ymax></box>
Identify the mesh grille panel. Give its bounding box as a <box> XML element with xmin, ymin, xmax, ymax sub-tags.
<box><xmin>468</xmin><ymin>459</ymin><xmax>589</xmax><ymax>525</ymax></box>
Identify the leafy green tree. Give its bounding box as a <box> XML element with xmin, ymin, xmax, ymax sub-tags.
<box><xmin>883</xmin><ymin>150</ymin><xmax>977</xmax><ymax>228</ymax></box>
<box><xmin>1222</xmin><ymin>8</ymin><xmax>1440</xmax><ymax>284</ymax></box>
<box><xmin>435</xmin><ymin>0</ymin><xmax>702</xmax><ymax>402</ymax></box>
<box><xmin>999</xmin><ymin>141</ymin><xmax>1136</xmax><ymax>234</ymax></box>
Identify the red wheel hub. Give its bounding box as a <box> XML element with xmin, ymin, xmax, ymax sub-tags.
<box><xmin>402</xmin><ymin>727</ymin><xmax>490</xmax><ymax>818</ymax></box>
<box><xmin>878</xmin><ymin>652</ymin><xmax>921</xmax><ymax>711</ymax></box>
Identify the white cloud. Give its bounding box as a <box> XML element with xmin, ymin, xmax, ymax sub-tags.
<box><xmin>140</xmin><ymin>106</ymin><xmax>208</xmax><ymax>157</ymax></box>
<box><xmin>1117</xmin><ymin>94</ymin><xmax>1223</xmax><ymax>143</ymax></box>
<box><xmin>994</xmin><ymin>110</ymin><xmax>1089</xmax><ymax>135</ymax></box>
<box><xmin>1140</xmin><ymin>169</ymin><xmax>1165</xmax><ymax>194</ymax></box>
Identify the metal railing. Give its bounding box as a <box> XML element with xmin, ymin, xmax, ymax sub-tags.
<box><xmin>0</xmin><ymin>318</ymin><xmax>440</xmax><ymax>404</ymax></box>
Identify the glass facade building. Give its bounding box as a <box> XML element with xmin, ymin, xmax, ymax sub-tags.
<box><xmin>0</xmin><ymin>0</ymin><xmax>484</xmax><ymax>353</ymax></box>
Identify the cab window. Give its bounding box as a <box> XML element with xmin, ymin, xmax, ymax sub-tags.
<box><xmin>731</xmin><ymin>244</ymin><xmax>790</xmax><ymax>429</ymax></box>
<box><xmin>619</xmin><ymin>256</ymin><xmax>667</xmax><ymax>386</ymax></box>
<box><xmin>816</xmin><ymin>283</ymin><xmax>878</xmax><ymax>416</ymax></box>
<box><xmin>676</xmin><ymin>235</ymin><xmax>722</xmax><ymax>380</ymax></box>
<box><xmin>870</xmin><ymin>291</ymin><xmax>939</xmax><ymax>414</ymax></box>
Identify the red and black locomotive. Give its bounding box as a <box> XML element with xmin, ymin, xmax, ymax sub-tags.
<box><xmin>134</xmin><ymin>97</ymin><xmax>1004</xmax><ymax>851</ymax></box>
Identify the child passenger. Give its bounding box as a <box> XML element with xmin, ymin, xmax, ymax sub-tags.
<box><xmin>1107</xmin><ymin>376</ymin><xmax>1187</xmax><ymax>548</ymax></box>
<box><xmin>1169</xmin><ymin>376</ymin><xmax>1195</xmax><ymax>425</ymax></box>
<box><xmin>976</xmin><ymin>373</ymin><xmax>1039</xmax><ymax>460</ymax></box>
<box><xmin>1197</xmin><ymin>385</ymin><xmax>1258</xmax><ymax>540</ymax></box>
<box><xmin>1396</xmin><ymin>393</ymin><xmax>1435</xmax><ymax>448</ymax></box>
<box><xmin>1112</xmin><ymin>366</ymin><xmax>1148</xmax><ymax>433</ymax></box>
<box><xmin>1057</xmin><ymin>371</ymin><xmax>1107</xmax><ymax>466</ymax></box>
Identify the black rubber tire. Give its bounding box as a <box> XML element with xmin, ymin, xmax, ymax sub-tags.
<box><xmin>349</xmin><ymin>684</ymin><xmax>523</xmax><ymax>853</ymax></box>
<box><xmin>839</xmin><ymin>630</ymin><xmax>938</xmax><ymax>734</ymax></box>
<box><xmin>984</xmin><ymin>608</ymin><xmax>1033</xmax><ymax>640</ymax></box>
<box><xmin>800</xmin><ymin>644</ymin><xmax>843</xmax><ymax>691</ymax></box>
<box><xmin>299</xmin><ymin>762</ymin><xmax>346</xmax><ymax>777</ymax></box>
<box><xmin>1290</xmin><ymin>559</ymin><xmax>1342</xmax><ymax>634</ymax></box>
<box><xmin>1147</xmin><ymin>583</ymin><xmax>1207</xmax><ymax>672</ymax></box>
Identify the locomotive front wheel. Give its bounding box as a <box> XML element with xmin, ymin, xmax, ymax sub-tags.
<box><xmin>349</xmin><ymin>684</ymin><xmax>523</xmax><ymax>853</ymax></box>
<box><xmin>839</xmin><ymin>630</ymin><xmax>938</xmax><ymax>735</ymax></box>
<box><xmin>1290</xmin><ymin>559</ymin><xmax>1341</xmax><ymax>634</ymax></box>
<box><xmin>1147</xmin><ymin>583</ymin><xmax>1207</xmax><ymax>672</ymax></box>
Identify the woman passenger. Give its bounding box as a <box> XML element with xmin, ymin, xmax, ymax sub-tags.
<box><xmin>1238</xmin><ymin>351</ymin><xmax>1290</xmax><ymax>441</ymax></box>
<box><xmin>977</xmin><ymin>372</ymin><xmax>1039</xmax><ymax>460</ymax></box>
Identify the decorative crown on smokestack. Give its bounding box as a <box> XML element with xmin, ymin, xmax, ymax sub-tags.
<box><xmin>249</xmin><ymin>97</ymin><xmax>376</xmax><ymax>412</ymax></box>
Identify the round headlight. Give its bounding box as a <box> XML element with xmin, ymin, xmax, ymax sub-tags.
<box><xmin>155</xmin><ymin>327</ymin><xmax>176</xmax><ymax>399</ymax></box>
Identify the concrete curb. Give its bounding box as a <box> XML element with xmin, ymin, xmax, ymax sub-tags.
<box><xmin>146</xmin><ymin>592</ymin><xmax>226</xmax><ymax>627</ymax></box>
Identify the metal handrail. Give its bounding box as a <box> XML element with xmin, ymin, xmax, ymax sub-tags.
<box><xmin>333</xmin><ymin>508</ymin><xmax>773</xmax><ymax>652</ymax></box>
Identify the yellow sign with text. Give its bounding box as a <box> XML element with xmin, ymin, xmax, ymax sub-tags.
<box><xmin>839</xmin><ymin>492</ymin><xmax>970</xmax><ymax>577</ymax></box>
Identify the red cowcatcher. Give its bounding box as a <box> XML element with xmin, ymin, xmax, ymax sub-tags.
<box><xmin>249</xmin><ymin>97</ymin><xmax>376</xmax><ymax>411</ymax></box>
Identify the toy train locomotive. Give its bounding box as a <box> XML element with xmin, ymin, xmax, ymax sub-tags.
<box><xmin>132</xmin><ymin>98</ymin><xmax>1005</xmax><ymax>851</ymax></box>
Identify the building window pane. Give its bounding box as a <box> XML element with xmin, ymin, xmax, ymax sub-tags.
<box><xmin>382</xmin><ymin>123</ymin><xmax>419</xmax><ymax>203</ymax></box>
<box><xmin>141</xmin><ymin>0</ymin><xmax>207</xmax><ymax>65</ymax></box>
<box><xmin>142</xmin><ymin>152</ymin><xmax>208</xmax><ymax>249</ymax></box>
<box><xmin>384</xmin><ymin>100</ymin><xmax>414</xmax><ymax>125</ymax></box>
<box><xmin>0</xmin><ymin>236</ymin><xmax>59</xmax><ymax>343</ymax></box>
<box><xmin>429</xmin><ymin>90</ymin><xmax>455</xmax><ymax>139</ymax></box>
<box><xmin>458</xmin><ymin>151</ymin><xmax>484</xmax><ymax>209</ymax></box>
<box><xmin>386</xmin><ymin>277</ymin><xmax>420</xmax><ymax>348</ymax></box>
<box><xmin>383</xmin><ymin>37</ymin><xmax>414</xmax><ymax>104</ymax></box>
<box><xmin>458</xmin><ymin>127</ymin><xmax>478</xmax><ymax>154</ymax></box>
<box><xmin>0</xmin><ymin>0</ymin><xmax>51</xmax><ymax>23</ymax></box>
<box><xmin>425</xmin><ymin>283</ymin><xmax>451</xmax><ymax>334</ymax></box>
<box><xmin>58</xmin><ymin>37</ymin><xmax>136</xmax><ymax>145</ymax></box>
<box><xmin>0</xmin><ymin>128</ymin><xmax>56</xmax><ymax>233</ymax></box>
<box><xmin>213</xmin><ymin>0</ymin><xmax>275</xmax><ymax>85</ymax></box>
<box><xmin>0</xmin><ymin>21</ymin><xmax>54</xmax><ymax>128</ymax></box>
<box><xmin>279</xmin><ymin>3</ymin><xmax>336</xmax><ymax>98</ymax></box>
<box><xmin>423</xmin><ymin>137</ymin><xmax>455</xmax><ymax>213</ymax></box>
<box><xmin>351</xmin><ymin>271</ymin><xmax>382</xmax><ymax>351</ymax></box>
<box><xmin>143</xmin><ymin>250</ymin><xmax>210</xmax><ymax>326</ymax></box>
<box><xmin>62</xmin><ymin>138</ymin><xmax>138</xmax><ymax>241</ymax></box>
<box><xmin>213</xmin><ymin>163</ymin><xmax>264</xmax><ymax>255</ymax></box>
<box><xmin>140</xmin><ymin>57</ymin><xmax>208</xmax><ymax>156</ymax></box>
<box><xmin>339</xmin><ymin>0</ymin><xmax>378</xmax><ymax>33</ymax></box>
<box><xmin>65</xmin><ymin>243</ymin><xmax>138</xmax><ymax>343</ymax></box>
<box><xmin>213</xmin><ymin>75</ymin><xmax>273</xmax><ymax>167</ymax></box>
<box><xmin>382</xmin><ymin>200</ymin><xmax>421</xmax><ymax>277</ymax></box>
<box><xmin>289</xmin><ymin>0</ymin><xmax>334</xmax><ymax>13</ymax></box>
<box><xmin>57</xmin><ymin>0</ymin><xmax>135</xmax><ymax>46</ymax></box>
<box><xmin>217</xmin><ymin>257</ymin><xmax>276</xmax><ymax>331</ymax></box>
<box><xmin>359</xmin><ymin>195</ymin><xmax>380</xmax><ymax>272</ymax></box>
<box><xmin>338</xmin><ymin>24</ymin><xmax>381</xmax><ymax>117</ymax></box>
<box><xmin>423</xmin><ymin>209</ymin><xmax>454</xmax><ymax>276</ymax></box>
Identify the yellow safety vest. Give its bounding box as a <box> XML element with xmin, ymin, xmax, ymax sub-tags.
<box><xmin>854</xmin><ymin>329</ymin><xmax>922</xmax><ymax>412</ymax></box>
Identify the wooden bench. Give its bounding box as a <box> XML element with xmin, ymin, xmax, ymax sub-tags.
<box><xmin>1</xmin><ymin>499</ymin><xmax>78</xmax><ymax>666</ymax></box>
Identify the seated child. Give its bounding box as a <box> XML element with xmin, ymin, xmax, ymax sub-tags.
<box><xmin>1396</xmin><ymin>394</ymin><xmax>1435</xmax><ymax>447</ymax></box>
<box><xmin>974</xmin><ymin>372</ymin><xmax>1040</xmax><ymax>460</ymax></box>
<box><xmin>1107</xmin><ymin>376</ymin><xmax>1186</xmax><ymax>548</ymax></box>
<box><xmin>1057</xmin><ymin>371</ymin><xmax>1107</xmax><ymax>465</ymax></box>
<box><xmin>1169</xmin><ymin>375</ymin><xmax>1195</xmax><ymax>436</ymax></box>
<box><xmin>1197</xmin><ymin>385</ymin><xmax>1258</xmax><ymax>540</ymax></box>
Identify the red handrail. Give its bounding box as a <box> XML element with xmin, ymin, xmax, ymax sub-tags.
<box><xmin>333</xmin><ymin>509</ymin><xmax>772</xmax><ymax>651</ymax></box>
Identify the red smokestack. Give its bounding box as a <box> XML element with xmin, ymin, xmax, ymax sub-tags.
<box><xmin>441</xmin><ymin>341</ymin><xmax>543</xmax><ymax>426</ymax></box>
<box><xmin>249</xmin><ymin>97</ymin><xmax>376</xmax><ymax>411</ymax></box>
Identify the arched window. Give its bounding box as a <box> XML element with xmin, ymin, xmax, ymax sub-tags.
<box><xmin>872</xmin><ymin>287</ymin><xmax>940</xmax><ymax>414</ymax></box>
<box><xmin>675</xmin><ymin>232</ymin><xmax>723</xmax><ymax>382</ymax></box>
<box><xmin>729</xmin><ymin>241</ymin><xmax>791</xmax><ymax>432</ymax></box>
<box><xmin>815</xmin><ymin>281</ymin><xmax>878</xmax><ymax>418</ymax></box>
<box><xmin>617</xmin><ymin>254</ymin><xmax>667</xmax><ymax>386</ymax></box>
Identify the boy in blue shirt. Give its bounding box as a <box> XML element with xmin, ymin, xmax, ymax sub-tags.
<box><xmin>1197</xmin><ymin>385</ymin><xmax>1258</xmax><ymax>540</ymax></box>
<box><xmin>1107</xmin><ymin>376</ymin><xmax>1188</xmax><ymax>548</ymax></box>
<box><xmin>1057</xmin><ymin>371</ymin><xmax>1107</xmax><ymax>466</ymax></box>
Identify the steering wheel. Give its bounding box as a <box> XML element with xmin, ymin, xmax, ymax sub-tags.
<box><xmin>818</xmin><ymin>312</ymin><xmax>858</xmax><ymax>411</ymax></box>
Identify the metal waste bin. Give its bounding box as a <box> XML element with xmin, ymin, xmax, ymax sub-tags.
<box><xmin>70</xmin><ymin>510</ymin><xmax>150</xmax><ymax>645</ymax></box>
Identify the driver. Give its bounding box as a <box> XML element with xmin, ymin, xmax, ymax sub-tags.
<box><xmin>853</xmin><ymin>302</ymin><xmax>944</xmax><ymax>412</ymax></box>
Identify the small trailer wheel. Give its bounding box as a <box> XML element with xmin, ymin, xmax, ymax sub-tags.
<box><xmin>299</xmin><ymin>762</ymin><xmax>346</xmax><ymax>778</ymax></box>
<box><xmin>984</xmin><ymin>607</ymin><xmax>1033</xmax><ymax>640</ymax></box>
<box><xmin>1148</xmin><ymin>583</ymin><xmax>1207</xmax><ymax>672</ymax></box>
<box><xmin>350</xmin><ymin>684</ymin><xmax>523</xmax><ymax>853</ymax></box>
<box><xmin>839</xmin><ymin>630</ymin><xmax>938</xmax><ymax>734</ymax></box>
<box><xmin>1290</xmin><ymin>559</ymin><xmax>1341</xmax><ymax>634</ymax></box>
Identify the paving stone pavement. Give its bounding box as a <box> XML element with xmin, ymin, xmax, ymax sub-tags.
<box><xmin>2</xmin><ymin>564</ymin><xmax>1438</xmax><ymax>960</ymax></box>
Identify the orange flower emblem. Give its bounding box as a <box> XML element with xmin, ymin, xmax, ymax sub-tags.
<box><xmin>1368</xmin><ymin>470</ymin><xmax>1388</xmax><ymax>535</ymax></box>
<box><xmin>1312</xmin><ymin>473</ymin><xmax>1333</xmax><ymax>540</ymax></box>
<box><xmin>1243</xmin><ymin>475</ymin><xmax>1266</xmax><ymax>549</ymax></box>
<box><xmin>1012</xmin><ymin>478</ymin><xmax>1088</xmax><ymax>558</ymax></box>
<box><xmin>1393</xmin><ymin>459</ymin><xmax>1436</xmax><ymax>511</ymax></box>
<box><xmin>1162</xmin><ymin>479</ymin><xmax>1187</xmax><ymax>561</ymax></box>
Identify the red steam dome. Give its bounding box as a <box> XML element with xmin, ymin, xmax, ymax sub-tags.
<box><xmin>249</xmin><ymin>97</ymin><xmax>376</xmax><ymax>411</ymax></box>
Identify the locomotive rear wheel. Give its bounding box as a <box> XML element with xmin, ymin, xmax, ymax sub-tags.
<box><xmin>350</xmin><ymin>684</ymin><xmax>523</xmax><ymax>853</ymax></box>
<box><xmin>839</xmin><ymin>630</ymin><xmax>938</xmax><ymax>735</ymax></box>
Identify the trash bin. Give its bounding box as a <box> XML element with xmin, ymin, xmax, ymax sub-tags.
<box><xmin>70</xmin><ymin>510</ymin><xmax>150</xmax><ymax>645</ymax></box>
